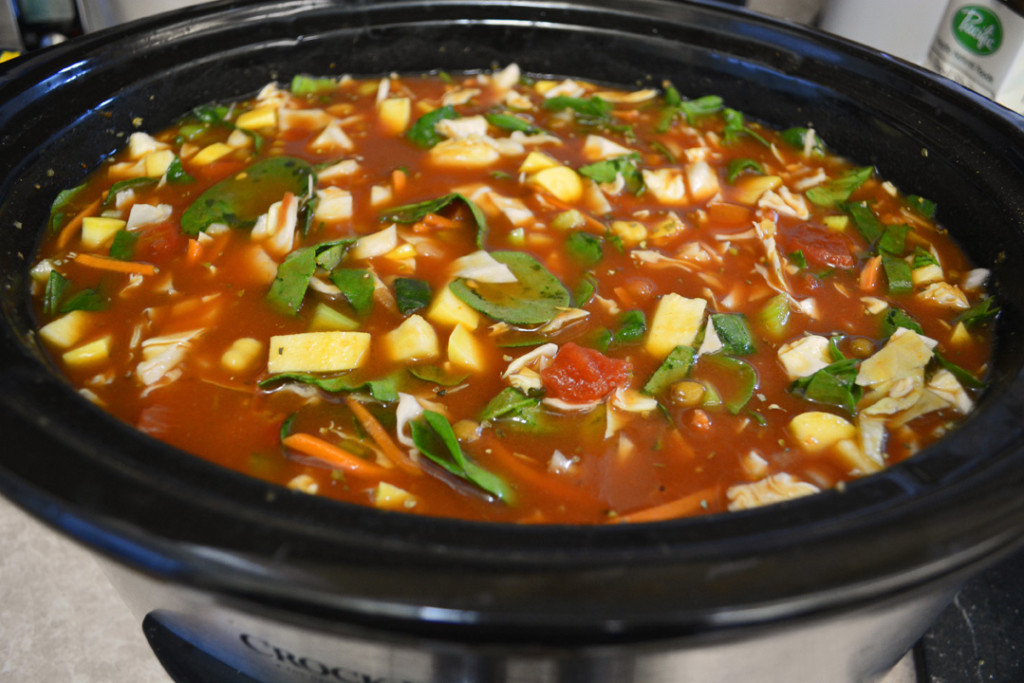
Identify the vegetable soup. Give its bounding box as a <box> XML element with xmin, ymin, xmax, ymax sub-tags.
<box><xmin>31</xmin><ymin>65</ymin><xmax>996</xmax><ymax>523</ymax></box>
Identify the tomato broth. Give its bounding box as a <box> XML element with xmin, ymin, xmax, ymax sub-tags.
<box><xmin>31</xmin><ymin>66</ymin><xmax>996</xmax><ymax>523</ymax></box>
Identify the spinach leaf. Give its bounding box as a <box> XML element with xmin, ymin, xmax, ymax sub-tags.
<box><xmin>790</xmin><ymin>358</ymin><xmax>862</xmax><ymax>415</ymax></box>
<box><xmin>881</xmin><ymin>253</ymin><xmax>913</xmax><ymax>294</ymax></box>
<box><xmin>49</xmin><ymin>183</ymin><xmax>86</xmax><ymax>232</ymax></box>
<box><xmin>788</xmin><ymin>249</ymin><xmax>808</xmax><ymax>270</ymax></box>
<box><xmin>878</xmin><ymin>223</ymin><xmax>912</xmax><ymax>256</ymax></box>
<box><xmin>906</xmin><ymin>194</ymin><xmax>937</xmax><ymax>218</ymax></box>
<box><xmin>881</xmin><ymin>307</ymin><xmax>922</xmax><ymax>337</ymax></box>
<box><xmin>711</xmin><ymin>313</ymin><xmax>756</xmax><ymax>355</ymax></box>
<box><xmin>290</xmin><ymin>74</ymin><xmax>338</xmax><ymax>96</ymax></box>
<box><xmin>957</xmin><ymin>297</ymin><xmax>999</xmax><ymax>328</ymax></box>
<box><xmin>485</xmin><ymin>112</ymin><xmax>539</xmax><ymax>134</ymax></box>
<box><xmin>726</xmin><ymin>158</ymin><xmax>764</xmax><ymax>183</ymax></box>
<box><xmin>613</xmin><ymin>309</ymin><xmax>646</xmax><ymax>346</ymax></box>
<box><xmin>103</xmin><ymin>177</ymin><xmax>159</xmax><ymax>207</ymax></box>
<box><xmin>642</xmin><ymin>345</ymin><xmax>696</xmax><ymax>395</ymax></box>
<box><xmin>266</xmin><ymin>238</ymin><xmax>355</xmax><ymax>315</ymax></box>
<box><xmin>409</xmin><ymin>365</ymin><xmax>470</xmax><ymax>387</ymax></box>
<box><xmin>933</xmin><ymin>352</ymin><xmax>986</xmax><ymax>389</ymax></box>
<box><xmin>407</xmin><ymin>105</ymin><xmax>459</xmax><ymax>149</ymax></box>
<box><xmin>722</xmin><ymin>108</ymin><xmax>770</xmax><ymax>146</ymax></box>
<box><xmin>394</xmin><ymin>278</ymin><xmax>432</xmax><ymax>315</ymax></box>
<box><xmin>109</xmin><ymin>230</ymin><xmax>139</xmax><ymax>261</ymax></box>
<box><xmin>411</xmin><ymin>410</ymin><xmax>513</xmax><ymax>501</ymax></box>
<box><xmin>565</xmin><ymin>231</ymin><xmax>603</xmax><ymax>267</ymax></box>
<box><xmin>573</xmin><ymin>273</ymin><xmax>597</xmax><ymax>307</ymax></box>
<box><xmin>699</xmin><ymin>354</ymin><xmax>757</xmax><ymax>414</ymax></box>
<box><xmin>780</xmin><ymin>127</ymin><xmax>826</xmax><ymax>156</ymax></box>
<box><xmin>330</xmin><ymin>268</ymin><xmax>375</xmax><ymax>317</ymax></box>
<box><xmin>912</xmin><ymin>246</ymin><xmax>939</xmax><ymax>269</ymax></box>
<box><xmin>43</xmin><ymin>271</ymin><xmax>69</xmax><ymax>315</ymax></box>
<box><xmin>450</xmin><ymin>251</ymin><xmax>571</xmax><ymax>325</ymax></box>
<box><xmin>166</xmin><ymin>156</ymin><xmax>194</xmax><ymax>184</ymax></box>
<box><xmin>181</xmin><ymin>156</ymin><xmax>314</xmax><ymax>236</ymax></box>
<box><xmin>480</xmin><ymin>387</ymin><xmax>541</xmax><ymax>422</ymax></box>
<box><xmin>843</xmin><ymin>201</ymin><xmax>885</xmax><ymax>243</ymax></box>
<box><xmin>656</xmin><ymin>91</ymin><xmax>723</xmax><ymax>133</ymax></box>
<box><xmin>379</xmin><ymin>193</ymin><xmax>489</xmax><ymax>248</ymax></box>
<box><xmin>542</xmin><ymin>95</ymin><xmax>613</xmax><ymax>121</ymax></box>
<box><xmin>260</xmin><ymin>373</ymin><xmax>399</xmax><ymax>402</ymax></box>
<box><xmin>805</xmin><ymin>166</ymin><xmax>873</xmax><ymax>208</ymax></box>
<box><xmin>60</xmin><ymin>288</ymin><xmax>106</xmax><ymax>313</ymax></box>
<box><xmin>578</xmin><ymin>154</ymin><xmax>644</xmax><ymax>194</ymax></box>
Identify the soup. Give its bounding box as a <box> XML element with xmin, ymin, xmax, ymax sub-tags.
<box><xmin>31</xmin><ymin>65</ymin><xmax>996</xmax><ymax>524</ymax></box>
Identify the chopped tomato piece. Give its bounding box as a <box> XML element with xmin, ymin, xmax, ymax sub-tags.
<box><xmin>541</xmin><ymin>342</ymin><xmax>632</xmax><ymax>403</ymax></box>
<box><xmin>786</xmin><ymin>223</ymin><xmax>857</xmax><ymax>269</ymax></box>
<box><xmin>135</xmin><ymin>221</ymin><xmax>188</xmax><ymax>265</ymax></box>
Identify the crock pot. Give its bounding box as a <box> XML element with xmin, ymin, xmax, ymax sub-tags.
<box><xmin>1</xmin><ymin>1</ymin><xmax>1023</xmax><ymax>681</ymax></box>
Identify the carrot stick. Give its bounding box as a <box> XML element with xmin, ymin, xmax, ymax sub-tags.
<box><xmin>72</xmin><ymin>252</ymin><xmax>157</xmax><ymax>276</ymax></box>
<box><xmin>689</xmin><ymin>409</ymin><xmax>712</xmax><ymax>431</ymax></box>
<box><xmin>55</xmin><ymin>198</ymin><xmax>102</xmax><ymax>249</ymax></box>
<box><xmin>392</xmin><ymin>168</ymin><xmax>407</xmax><ymax>195</ymax></box>
<box><xmin>185</xmin><ymin>238</ymin><xmax>202</xmax><ymax>264</ymax></box>
<box><xmin>282</xmin><ymin>432</ymin><xmax>390</xmax><ymax>477</ymax></box>
<box><xmin>480</xmin><ymin>436</ymin><xmax>594</xmax><ymax>507</ymax></box>
<box><xmin>616</xmin><ymin>485</ymin><xmax>720</xmax><ymax>524</ymax></box>
<box><xmin>860</xmin><ymin>254</ymin><xmax>882</xmax><ymax>292</ymax></box>
<box><xmin>344</xmin><ymin>396</ymin><xmax>422</xmax><ymax>477</ymax></box>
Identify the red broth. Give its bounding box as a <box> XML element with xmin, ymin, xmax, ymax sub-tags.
<box><xmin>31</xmin><ymin>66</ymin><xmax>995</xmax><ymax>523</ymax></box>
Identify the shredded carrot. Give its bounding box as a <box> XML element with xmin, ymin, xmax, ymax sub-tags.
<box><xmin>185</xmin><ymin>238</ymin><xmax>202</xmax><ymax>264</ymax></box>
<box><xmin>282</xmin><ymin>432</ymin><xmax>390</xmax><ymax>477</ymax></box>
<box><xmin>392</xmin><ymin>168</ymin><xmax>407</xmax><ymax>195</ymax></box>
<box><xmin>72</xmin><ymin>252</ymin><xmax>156</xmax><ymax>276</ymax></box>
<box><xmin>55</xmin><ymin>197</ymin><xmax>103</xmax><ymax>249</ymax></box>
<box><xmin>344</xmin><ymin>396</ymin><xmax>422</xmax><ymax>477</ymax></box>
<box><xmin>411</xmin><ymin>221</ymin><xmax>431</xmax><ymax>234</ymax></box>
<box><xmin>860</xmin><ymin>254</ymin><xmax>882</xmax><ymax>291</ymax></box>
<box><xmin>689</xmin><ymin>409</ymin><xmax>712</xmax><ymax>432</ymax></box>
<box><xmin>616</xmin><ymin>486</ymin><xmax>721</xmax><ymax>524</ymax></box>
<box><xmin>422</xmin><ymin>212</ymin><xmax>463</xmax><ymax>230</ymax></box>
<box><xmin>481</xmin><ymin>436</ymin><xmax>594</xmax><ymax>507</ymax></box>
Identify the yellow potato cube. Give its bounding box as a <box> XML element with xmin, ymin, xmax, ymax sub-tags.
<box><xmin>80</xmin><ymin>216</ymin><xmax>126</xmax><ymax>249</ymax></box>
<box><xmin>448</xmin><ymin>323</ymin><xmax>486</xmax><ymax>372</ymax></box>
<box><xmin>789</xmin><ymin>411</ymin><xmax>857</xmax><ymax>452</ymax></box>
<box><xmin>235</xmin><ymin>106</ymin><xmax>277</xmax><ymax>131</ymax></box>
<box><xmin>39</xmin><ymin>310</ymin><xmax>93</xmax><ymax>349</ymax></box>
<box><xmin>383</xmin><ymin>314</ymin><xmax>439</xmax><ymax>363</ymax></box>
<box><xmin>518</xmin><ymin>151</ymin><xmax>560</xmax><ymax>174</ymax></box>
<box><xmin>645</xmin><ymin>293</ymin><xmax>707</xmax><ymax>359</ymax></box>
<box><xmin>527</xmin><ymin>166</ymin><xmax>583</xmax><ymax>203</ymax></box>
<box><xmin>835</xmin><ymin>439</ymin><xmax>884</xmax><ymax>474</ymax></box>
<box><xmin>144</xmin><ymin>149</ymin><xmax>176</xmax><ymax>178</ymax></box>
<box><xmin>309</xmin><ymin>303</ymin><xmax>358</xmax><ymax>332</ymax></box>
<box><xmin>378</xmin><ymin>97</ymin><xmax>411</xmax><ymax>135</ymax></box>
<box><xmin>374</xmin><ymin>482</ymin><xmax>415</xmax><ymax>511</ymax></box>
<box><xmin>62</xmin><ymin>336</ymin><xmax>111</xmax><ymax>368</ymax></box>
<box><xmin>221</xmin><ymin>337</ymin><xmax>263</xmax><ymax>372</ymax></box>
<box><xmin>949</xmin><ymin>321</ymin><xmax>972</xmax><ymax>347</ymax></box>
<box><xmin>610</xmin><ymin>220</ymin><xmax>648</xmax><ymax>247</ymax></box>
<box><xmin>732</xmin><ymin>174</ymin><xmax>783</xmax><ymax>205</ymax></box>
<box><xmin>267</xmin><ymin>331</ymin><xmax>370</xmax><ymax>373</ymax></box>
<box><xmin>427</xmin><ymin>285</ymin><xmax>481</xmax><ymax>330</ymax></box>
<box><xmin>191</xmin><ymin>142</ymin><xmax>234</xmax><ymax>166</ymax></box>
<box><xmin>428</xmin><ymin>138</ymin><xmax>500</xmax><ymax>168</ymax></box>
<box><xmin>823</xmin><ymin>215</ymin><xmax>849</xmax><ymax>231</ymax></box>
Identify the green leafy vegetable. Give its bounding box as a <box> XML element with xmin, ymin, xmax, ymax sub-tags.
<box><xmin>409</xmin><ymin>365</ymin><xmax>470</xmax><ymax>387</ymax></box>
<box><xmin>957</xmin><ymin>297</ymin><xmax>999</xmax><ymax>328</ymax></box>
<box><xmin>881</xmin><ymin>253</ymin><xmax>913</xmax><ymax>294</ymax></box>
<box><xmin>480</xmin><ymin>387</ymin><xmax>541</xmax><ymax>422</ymax></box>
<box><xmin>565</xmin><ymin>231</ymin><xmax>604</xmax><ymax>267</ymax></box>
<box><xmin>726</xmin><ymin>158</ymin><xmax>765</xmax><ymax>183</ymax></box>
<box><xmin>881</xmin><ymin>307</ymin><xmax>922</xmax><ymax>337</ymax></box>
<box><xmin>542</xmin><ymin>95</ymin><xmax>613</xmax><ymax>121</ymax></box>
<box><xmin>60</xmin><ymin>288</ymin><xmax>106</xmax><ymax>313</ymax></box>
<box><xmin>49</xmin><ymin>184</ymin><xmax>86</xmax><ymax>232</ymax></box>
<box><xmin>411</xmin><ymin>410</ymin><xmax>514</xmax><ymax>501</ymax></box>
<box><xmin>45</xmin><ymin>271</ymin><xmax>106</xmax><ymax>313</ymax></box>
<box><xmin>844</xmin><ymin>201</ymin><xmax>885</xmax><ymax>243</ymax></box>
<box><xmin>449</xmin><ymin>251</ymin><xmax>571</xmax><ymax>325</ymax></box>
<box><xmin>485</xmin><ymin>112</ymin><xmax>539</xmax><ymax>134</ymax></box>
<box><xmin>578</xmin><ymin>154</ymin><xmax>644</xmax><ymax>194</ymax></box>
<box><xmin>711</xmin><ymin>313</ymin><xmax>756</xmax><ymax>356</ymax></box>
<box><xmin>573</xmin><ymin>273</ymin><xmax>597</xmax><ymax>307</ymax></box>
<box><xmin>43</xmin><ymin>271</ymin><xmax>69</xmax><ymax>316</ymax></box>
<box><xmin>266</xmin><ymin>238</ymin><xmax>354</xmax><ymax>315</ymax></box>
<box><xmin>103</xmin><ymin>177</ymin><xmax>159</xmax><ymax>207</ymax></box>
<box><xmin>394</xmin><ymin>278</ymin><xmax>432</xmax><ymax>315</ymax></box>
<box><xmin>758</xmin><ymin>293</ymin><xmax>792</xmax><ymax>340</ymax></box>
<box><xmin>912</xmin><ymin>246</ymin><xmax>939</xmax><ymax>269</ymax></box>
<box><xmin>166</xmin><ymin>156</ymin><xmax>194</xmax><ymax>184</ymax></box>
<box><xmin>806</xmin><ymin>166</ymin><xmax>873</xmax><ymax>208</ymax></box>
<box><xmin>656</xmin><ymin>90</ymin><xmax>723</xmax><ymax>133</ymax></box>
<box><xmin>790</xmin><ymin>358</ymin><xmax>862</xmax><ymax>415</ymax></box>
<box><xmin>780</xmin><ymin>127</ymin><xmax>826</xmax><ymax>156</ymax></box>
<box><xmin>260</xmin><ymin>373</ymin><xmax>399</xmax><ymax>402</ymax></box>
<box><xmin>934</xmin><ymin>352</ymin><xmax>986</xmax><ymax>389</ymax></box>
<box><xmin>698</xmin><ymin>354</ymin><xmax>757</xmax><ymax>414</ymax></box>
<box><xmin>181</xmin><ymin>156</ymin><xmax>314</xmax><ymax>236</ymax></box>
<box><xmin>642</xmin><ymin>345</ymin><xmax>696</xmax><ymax>395</ymax></box>
<box><xmin>613</xmin><ymin>309</ymin><xmax>646</xmax><ymax>346</ymax></box>
<box><xmin>379</xmin><ymin>192</ymin><xmax>489</xmax><ymax>248</ymax></box>
<box><xmin>109</xmin><ymin>230</ymin><xmax>139</xmax><ymax>261</ymax></box>
<box><xmin>290</xmin><ymin>74</ymin><xmax>338</xmax><ymax>96</ymax></box>
<box><xmin>330</xmin><ymin>268</ymin><xmax>375</xmax><ymax>317</ymax></box>
<box><xmin>878</xmin><ymin>224</ymin><xmax>912</xmax><ymax>256</ymax></box>
<box><xmin>788</xmin><ymin>250</ymin><xmax>808</xmax><ymax>270</ymax></box>
<box><xmin>722</xmin><ymin>108</ymin><xmax>770</xmax><ymax>146</ymax></box>
<box><xmin>407</xmin><ymin>105</ymin><xmax>459</xmax><ymax>149</ymax></box>
<box><xmin>906</xmin><ymin>194</ymin><xmax>937</xmax><ymax>218</ymax></box>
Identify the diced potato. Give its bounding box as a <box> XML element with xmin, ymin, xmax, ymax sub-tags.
<box><xmin>383</xmin><ymin>315</ymin><xmax>440</xmax><ymax>363</ymax></box>
<box><xmin>788</xmin><ymin>411</ymin><xmax>857</xmax><ymax>452</ymax></box>
<box><xmin>834</xmin><ymin>439</ymin><xmax>884</xmax><ymax>474</ymax></box>
<box><xmin>427</xmin><ymin>285</ymin><xmax>481</xmax><ymax>330</ymax></box>
<box><xmin>777</xmin><ymin>335</ymin><xmax>831</xmax><ymax>380</ymax></box>
<box><xmin>350</xmin><ymin>225</ymin><xmax>398</xmax><ymax>260</ymax></box>
<box><xmin>641</xmin><ymin>168</ymin><xmax>687</xmax><ymax>204</ymax></box>
<box><xmin>62</xmin><ymin>336</ymin><xmax>111</xmax><ymax>368</ymax></box>
<box><xmin>911</xmin><ymin>263</ymin><xmax>944</xmax><ymax>287</ymax></box>
<box><xmin>374</xmin><ymin>482</ymin><xmax>415</xmax><ymax>511</ymax></box>
<box><xmin>518</xmin><ymin>151</ymin><xmax>559</xmax><ymax>174</ymax></box>
<box><xmin>309</xmin><ymin>303</ymin><xmax>359</xmax><ymax>332</ymax></box>
<box><xmin>582</xmin><ymin>135</ymin><xmax>635</xmax><ymax>161</ymax></box>
<box><xmin>221</xmin><ymin>337</ymin><xmax>263</xmax><ymax>372</ymax></box>
<box><xmin>309</xmin><ymin>123</ymin><xmax>354</xmax><ymax>153</ymax></box>
<box><xmin>823</xmin><ymin>215</ymin><xmax>849</xmax><ymax>231</ymax></box>
<box><xmin>80</xmin><ymin>216</ymin><xmax>126</xmax><ymax>249</ymax></box>
<box><xmin>610</xmin><ymin>220</ymin><xmax>647</xmax><ymax>247</ymax></box>
<box><xmin>191</xmin><ymin>142</ymin><xmax>234</xmax><ymax>165</ymax></box>
<box><xmin>732</xmin><ymin>174</ymin><xmax>782</xmax><ymax>205</ymax></box>
<box><xmin>448</xmin><ymin>323</ymin><xmax>486</xmax><ymax>372</ymax></box>
<box><xmin>428</xmin><ymin>138</ymin><xmax>500</xmax><ymax>168</ymax></box>
<box><xmin>127</xmin><ymin>132</ymin><xmax>167</xmax><ymax>159</ymax></box>
<box><xmin>645</xmin><ymin>293</ymin><xmax>707</xmax><ymax>359</ymax></box>
<box><xmin>287</xmin><ymin>474</ymin><xmax>318</xmax><ymax>495</ymax></box>
<box><xmin>314</xmin><ymin>187</ymin><xmax>353</xmax><ymax>222</ymax></box>
<box><xmin>856</xmin><ymin>328</ymin><xmax>935</xmax><ymax>387</ymax></box>
<box><xmin>949</xmin><ymin>321</ymin><xmax>972</xmax><ymax>347</ymax></box>
<box><xmin>917</xmin><ymin>282</ymin><xmax>970</xmax><ymax>310</ymax></box>
<box><xmin>235</xmin><ymin>106</ymin><xmax>277</xmax><ymax>130</ymax></box>
<box><xmin>684</xmin><ymin>160</ymin><xmax>720</xmax><ymax>202</ymax></box>
<box><xmin>369</xmin><ymin>184</ymin><xmax>393</xmax><ymax>207</ymax></box>
<box><xmin>144</xmin><ymin>149</ymin><xmax>176</xmax><ymax>178</ymax></box>
<box><xmin>378</xmin><ymin>97</ymin><xmax>411</xmax><ymax>135</ymax></box>
<box><xmin>267</xmin><ymin>331</ymin><xmax>370</xmax><ymax>373</ymax></box>
<box><xmin>527</xmin><ymin>166</ymin><xmax>583</xmax><ymax>203</ymax></box>
<box><xmin>39</xmin><ymin>310</ymin><xmax>93</xmax><ymax>349</ymax></box>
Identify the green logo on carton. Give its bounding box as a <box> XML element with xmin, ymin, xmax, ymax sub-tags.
<box><xmin>953</xmin><ymin>5</ymin><xmax>1003</xmax><ymax>55</ymax></box>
